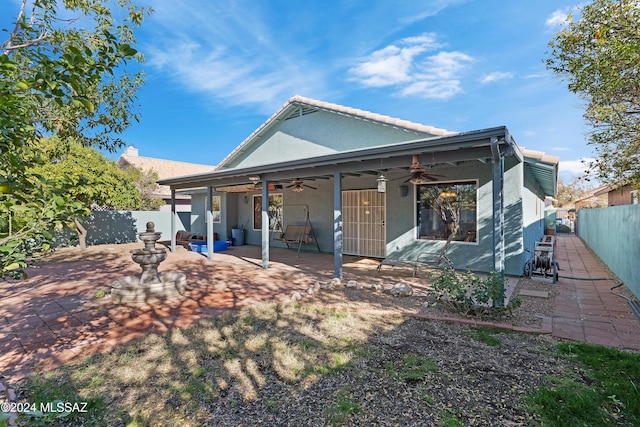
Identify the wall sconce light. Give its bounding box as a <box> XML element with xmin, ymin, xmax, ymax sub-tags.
<box><xmin>399</xmin><ymin>185</ymin><xmax>409</xmax><ymax>197</ymax></box>
<box><xmin>244</xmin><ymin>195</ymin><xmax>249</xmax><ymax>204</ymax></box>
<box><xmin>377</xmin><ymin>174</ymin><xmax>387</xmax><ymax>193</ymax></box>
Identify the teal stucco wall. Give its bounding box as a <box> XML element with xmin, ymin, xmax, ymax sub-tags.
<box><xmin>229</xmin><ymin>110</ymin><xmax>432</xmax><ymax>169</ymax></box>
<box><xmin>194</xmin><ymin>157</ymin><xmax>536</xmax><ymax>276</ymax></box>
<box><xmin>64</xmin><ymin>210</ymin><xmax>189</xmax><ymax>246</ymax></box>
<box><xmin>578</xmin><ymin>205</ymin><xmax>640</xmax><ymax>299</ymax></box>
<box><xmin>191</xmin><ymin>192</ymin><xmax>238</xmax><ymax>241</ymax></box>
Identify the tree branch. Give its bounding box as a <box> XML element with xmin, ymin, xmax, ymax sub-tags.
<box><xmin>1</xmin><ymin>0</ymin><xmax>48</xmax><ymax>54</ymax></box>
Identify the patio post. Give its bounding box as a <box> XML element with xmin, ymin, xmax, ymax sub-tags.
<box><xmin>491</xmin><ymin>137</ymin><xmax>505</xmax><ymax>307</ymax></box>
<box><xmin>206</xmin><ymin>186</ymin><xmax>214</xmax><ymax>260</ymax></box>
<box><xmin>333</xmin><ymin>172</ymin><xmax>343</xmax><ymax>279</ymax></box>
<box><xmin>170</xmin><ymin>188</ymin><xmax>176</xmax><ymax>252</ymax></box>
<box><xmin>261</xmin><ymin>178</ymin><xmax>269</xmax><ymax>269</ymax></box>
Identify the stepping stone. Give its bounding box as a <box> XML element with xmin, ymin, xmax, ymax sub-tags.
<box><xmin>519</xmin><ymin>289</ymin><xmax>549</xmax><ymax>298</ymax></box>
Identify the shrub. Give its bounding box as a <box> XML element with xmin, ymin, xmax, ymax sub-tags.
<box><xmin>430</xmin><ymin>268</ymin><xmax>521</xmax><ymax>315</ymax></box>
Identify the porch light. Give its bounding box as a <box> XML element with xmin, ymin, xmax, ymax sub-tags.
<box><xmin>248</xmin><ymin>175</ymin><xmax>260</xmax><ymax>182</ymax></box>
<box><xmin>377</xmin><ymin>174</ymin><xmax>387</xmax><ymax>193</ymax></box>
<box><xmin>292</xmin><ymin>184</ymin><xmax>304</xmax><ymax>192</ymax></box>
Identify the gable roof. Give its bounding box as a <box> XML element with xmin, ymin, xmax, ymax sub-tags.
<box><xmin>217</xmin><ymin>95</ymin><xmax>455</xmax><ymax>169</ymax></box>
<box><xmin>157</xmin><ymin>96</ymin><xmax>558</xmax><ymax>199</ymax></box>
<box><xmin>118</xmin><ymin>148</ymin><xmax>216</xmax><ymax>198</ymax></box>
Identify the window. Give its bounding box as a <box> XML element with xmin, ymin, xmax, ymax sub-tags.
<box><xmin>253</xmin><ymin>194</ymin><xmax>283</xmax><ymax>231</ymax></box>
<box><xmin>211</xmin><ymin>195</ymin><xmax>221</xmax><ymax>223</ymax></box>
<box><xmin>416</xmin><ymin>181</ymin><xmax>477</xmax><ymax>242</ymax></box>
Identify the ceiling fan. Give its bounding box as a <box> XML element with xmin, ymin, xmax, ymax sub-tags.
<box><xmin>286</xmin><ymin>178</ymin><xmax>317</xmax><ymax>192</ymax></box>
<box><xmin>401</xmin><ymin>155</ymin><xmax>445</xmax><ymax>184</ymax></box>
<box><xmin>246</xmin><ymin>176</ymin><xmax>282</xmax><ymax>191</ymax></box>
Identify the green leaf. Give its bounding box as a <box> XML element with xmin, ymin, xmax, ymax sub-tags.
<box><xmin>3</xmin><ymin>262</ymin><xmax>23</xmax><ymax>271</ymax></box>
<box><xmin>79</xmin><ymin>98</ymin><xmax>95</xmax><ymax>113</ymax></box>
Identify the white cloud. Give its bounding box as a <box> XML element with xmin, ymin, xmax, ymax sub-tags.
<box><xmin>545</xmin><ymin>9</ymin><xmax>569</xmax><ymax>27</ymax></box>
<box><xmin>422</xmin><ymin>51</ymin><xmax>474</xmax><ymax>80</ymax></box>
<box><xmin>142</xmin><ymin>1</ymin><xmax>330</xmax><ymax>112</ymax></box>
<box><xmin>559</xmin><ymin>158</ymin><xmax>595</xmax><ymax>177</ymax></box>
<box><xmin>401</xmin><ymin>79</ymin><xmax>464</xmax><ymax>99</ymax></box>
<box><xmin>349</xmin><ymin>45</ymin><xmax>426</xmax><ymax>87</ymax></box>
<box><xmin>398</xmin><ymin>0</ymin><xmax>470</xmax><ymax>25</ymax></box>
<box><xmin>552</xmin><ymin>147</ymin><xmax>571</xmax><ymax>152</ymax></box>
<box><xmin>349</xmin><ymin>34</ymin><xmax>473</xmax><ymax>99</ymax></box>
<box><xmin>147</xmin><ymin>40</ymin><xmax>324</xmax><ymax>112</ymax></box>
<box><xmin>480</xmin><ymin>71</ymin><xmax>514</xmax><ymax>84</ymax></box>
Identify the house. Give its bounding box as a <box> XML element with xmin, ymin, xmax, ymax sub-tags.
<box><xmin>117</xmin><ymin>145</ymin><xmax>216</xmax><ymax>211</ymax></box>
<box><xmin>574</xmin><ymin>185</ymin><xmax>608</xmax><ymax>209</ymax></box>
<box><xmin>593</xmin><ymin>182</ymin><xmax>639</xmax><ymax>206</ymax></box>
<box><xmin>158</xmin><ymin>95</ymin><xmax>558</xmax><ymax>279</ymax></box>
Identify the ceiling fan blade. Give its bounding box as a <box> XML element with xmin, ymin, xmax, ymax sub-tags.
<box><xmin>303</xmin><ymin>184</ymin><xmax>317</xmax><ymax>190</ymax></box>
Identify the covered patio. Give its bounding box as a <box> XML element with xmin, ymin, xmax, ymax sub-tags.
<box><xmin>160</xmin><ymin>126</ymin><xmax>527</xmax><ymax>279</ymax></box>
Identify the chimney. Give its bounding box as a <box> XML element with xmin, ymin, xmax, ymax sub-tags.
<box><xmin>124</xmin><ymin>145</ymin><xmax>139</xmax><ymax>157</ymax></box>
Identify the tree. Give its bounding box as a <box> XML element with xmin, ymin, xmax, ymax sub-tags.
<box><xmin>1</xmin><ymin>0</ymin><xmax>151</xmax><ymax>278</ymax></box>
<box><xmin>31</xmin><ymin>138</ymin><xmax>141</xmax><ymax>249</ymax></box>
<box><xmin>123</xmin><ymin>166</ymin><xmax>165</xmax><ymax>211</ymax></box>
<box><xmin>546</xmin><ymin>0</ymin><xmax>640</xmax><ymax>188</ymax></box>
<box><xmin>555</xmin><ymin>177</ymin><xmax>592</xmax><ymax>208</ymax></box>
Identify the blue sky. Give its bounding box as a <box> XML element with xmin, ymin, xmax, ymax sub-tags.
<box><xmin>4</xmin><ymin>1</ymin><xmax>592</xmax><ymax>181</ymax></box>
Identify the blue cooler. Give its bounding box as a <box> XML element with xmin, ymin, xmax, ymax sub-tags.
<box><xmin>214</xmin><ymin>240</ymin><xmax>228</xmax><ymax>251</ymax></box>
<box><xmin>189</xmin><ymin>241</ymin><xmax>228</xmax><ymax>252</ymax></box>
<box><xmin>189</xmin><ymin>241</ymin><xmax>207</xmax><ymax>252</ymax></box>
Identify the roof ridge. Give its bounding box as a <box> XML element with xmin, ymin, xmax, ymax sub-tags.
<box><xmin>288</xmin><ymin>95</ymin><xmax>453</xmax><ymax>136</ymax></box>
<box><xmin>119</xmin><ymin>154</ymin><xmax>216</xmax><ymax>168</ymax></box>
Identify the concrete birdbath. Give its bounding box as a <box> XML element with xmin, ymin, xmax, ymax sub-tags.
<box><xmin>111</xmin><ymin>221</ymin><xmax>186</xmax><ymax>304</ymax></box>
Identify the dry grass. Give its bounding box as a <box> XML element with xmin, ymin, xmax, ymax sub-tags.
<box><xmin>13</xmin><ymin>299</ymin><xmax>568</xmax><ymax>426</ymax></box>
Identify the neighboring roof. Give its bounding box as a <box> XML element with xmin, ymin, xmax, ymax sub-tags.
<box><xmin>118</xmin><ymin>149</ymin><xmax>216</xmax><ymax>198</ymax></box>
<box><xmin>217</xmin><ymin>95</ymin><xmax>455</xmax><ymax>169</ymax></box>
<box><xmin>574</xmin><ymin>187</ymin><xmax>608</xmax><ymax>208</ymax></box>
<box><xmin>593</xmin><ymin>181</ymin><xmax>635</xmax><ymax>196</ymax></box>
<box><xmin>521</xmin><ymin>148</ymin><xmax>560</xmax><ymax>197</ymax></box>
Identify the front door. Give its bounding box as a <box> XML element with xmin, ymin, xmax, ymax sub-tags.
<box><xmin>342</xmin><ymin>189</ymin><xmax>386</xmax><ymax>258</ymax></box>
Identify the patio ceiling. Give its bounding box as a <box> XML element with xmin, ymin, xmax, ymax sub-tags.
<box><xmin>522</xmin><ymin>150</ymin><xmax>559</xmax><ymax>197</ymax></box>
<box><xmin>159</xmin><ymin>126</ymin><xmax>539</xmax><ymax>193</ymax></box>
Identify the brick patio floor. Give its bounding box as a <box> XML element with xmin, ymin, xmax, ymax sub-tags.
<box><xmin>553</xmin><ymin>234</ymin><xmax>640</xmax><ymax>350</ymax></box>
<box><xmin>1</xmin><ymin>234</ymin><xmax>638</xmax><ymax>382</ymax></box>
